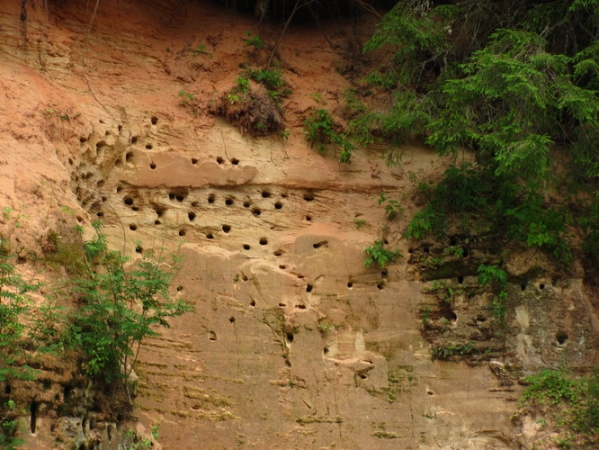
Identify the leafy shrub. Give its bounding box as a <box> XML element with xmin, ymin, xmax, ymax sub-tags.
<box><xmin>363</xmin><ymin>240</ymin><xmax>402</xmax><ymax>269</ymax></box>
<box><xmin>304</xmin><ymin>109</ymin><xmax>354</xmax><ymax>163</ymax></box>
<box><xmin>378</xmin><ymin>192</ymin><xmax>403</xmax><ymax>220</ymax></box>
<box><xmin>405</xmin><ymin>205</ymin><xmax>438</xmax><ymax>240</ymax></box>
<box><xmin>478</xmin><ymin>264</ymin><xmax>508</xmax><ymax>324</ymax></box>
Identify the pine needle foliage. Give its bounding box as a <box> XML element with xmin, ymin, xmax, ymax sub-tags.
<box><xmin>359</xmin><ymin>0</ymin><xmax>599</xmax><ymax>264</ymax></box>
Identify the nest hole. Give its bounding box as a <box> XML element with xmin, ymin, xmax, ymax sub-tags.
<box><xmin>556</xmin><ymin>331</ymin><xmax>568</xmax><ymax>345</ymax></box>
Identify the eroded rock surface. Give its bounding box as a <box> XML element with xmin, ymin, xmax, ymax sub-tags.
<box><xmin>0</xmin><ymin>1</ymin><xmax>597</xmax><ymax>449</ymax></box>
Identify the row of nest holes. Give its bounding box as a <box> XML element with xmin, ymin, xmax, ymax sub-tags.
<box><xmin>116</xmin><ymin>191</ymin><xmax>317</xmax><ymax>222</ymax></box>
<box><xmin>120</xmin><ymin>192</ymin><xmax>314</xmax><ymax>212</ymax></box>
<box><xmin>211</xmin><ymin>328</ymin><xmax>568</xmax><ymax>347</ymax></box>
<box><xmin>454</xmin><ymin>276</ymin><xmax>548</xmax><ymax>291</ymax></box>
<box><xmin>146</xmin><ymin>156</ymin><xmax>243</xmax><ymax>170</ymax></box>
<box><xmin>118</xmin><ymin>190</ymin><xmax>314</xmax><ymax>204</ymax></box>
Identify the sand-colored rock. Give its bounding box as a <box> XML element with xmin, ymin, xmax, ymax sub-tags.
<box><xmin>0</xmin><ymin>1</ymin><xmax>597</xmax><ymax>449</ymax></box>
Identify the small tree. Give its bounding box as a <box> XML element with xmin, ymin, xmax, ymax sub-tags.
<box><xmin>71</xmin><ymin>223</ymin><xmax>190</xmax><ymax>403</ymax></box>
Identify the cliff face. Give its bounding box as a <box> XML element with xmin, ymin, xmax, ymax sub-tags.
<box><xmin>1</xmin><ymin>1</ymin><xmax>598</xmax><ymax>449</ymax></box>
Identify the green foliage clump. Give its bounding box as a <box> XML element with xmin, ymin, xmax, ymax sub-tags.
<box><xmin>431</xmin><ymin>341</ymin><xmax>477</xmax><ymax>361</ymax></box>
<box><xmin>522</xmin><ymin>370</ymin><xmax>579</xmax><ymax>405</ymax></box>
<box><xmin>0</xmin><ymin>400</ymin><xmax>23</xmax><ymax>450</ymax></box>
<box><xmin>378</xmin><ymin>192</ymin><xmax>403</xmax><ymax>220</ymax></box>
<box><xmin>246</xmin><ymin>68</ymin><xmax>292</xmax><ymax>104</ymax></box>
<box><xmin>517</xmin><ymin>369</ymin><xmax>599</xmax><ymax>445</ymax></box>
<box><xmin>244</xmin><ymin>31</ymin><xmax>263</xmax><ymax>49</ymax></box>
<box><xmin>363</xmin><ymin>240</ymin><xmax>402</xmax><ymax>269</ymax></box>
<box><xmin>0</xmin><ymin>252</ymin><xmax>37</xmax><ymax>383</ymax></box>
<box><xmin>304</xmin><ymin>109</ymin><xmax>354</xmax><ymax>163</ymax></box>
<box><xmin>477</xmin><ymin>264</ymin><xmax>508</xmax><ymax>324</ymax></box>
<box><xmin>363</xmin><ymin>2</ymin><xmax>459</xmax><ymax>89</ymax></box>
<box><xmin>0</xmin><ymin>250</ymin><xmax>37</xmax><ymax>449</ymax></box>
<box><xmin>248</xmin><ymin>68</ymin><xmax>283</xmax><ymax>92</ymax></box>
<box><xmin>178</xmin><ymin>90</ymin><xmax>194</xmax><ymax>106</ymax></box>
<box><xmin>236</xmin><ymin>75</ymin><xmax>250</xmax><ymax>94</ymax></box>
<box><xmin>403</xmin><ymin>162</ymin><xmax>572</xmax><ymax>265</ymax></box>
